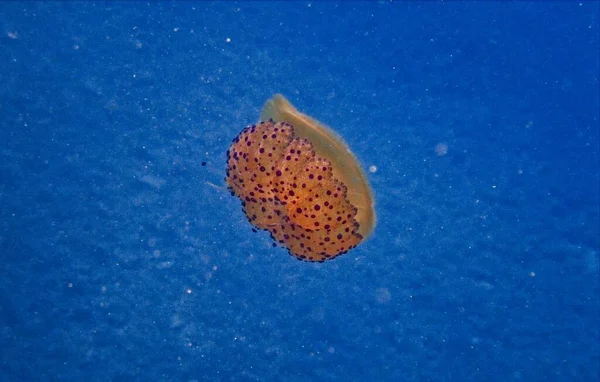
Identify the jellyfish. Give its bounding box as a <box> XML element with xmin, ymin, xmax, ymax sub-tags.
<box><xmin>226</xmin><ymin>94</ymin><xmax>375</xmax><ymax>262</ymax></box>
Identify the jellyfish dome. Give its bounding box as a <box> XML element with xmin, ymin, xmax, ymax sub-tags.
<box><xmin>226</xmin><ymin>94</ymin><xmax>375</xmax><ymax>262</ymax></box>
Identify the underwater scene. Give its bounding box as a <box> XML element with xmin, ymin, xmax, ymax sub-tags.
<box><xmin>1</xmin><ymin>2</ymin><xmax>598</xmax><ymax>381</ymax></box>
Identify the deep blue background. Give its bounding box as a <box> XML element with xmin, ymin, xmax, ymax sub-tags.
<box><xmin>1</xmin><ymin>2</ymin><xmax>599</xmax><ymax>381</ymax></box>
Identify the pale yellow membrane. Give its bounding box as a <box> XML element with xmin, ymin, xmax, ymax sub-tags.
<box><xmin>260</xmin><ymin>94</ymin><xmax>376</xmax><ymax>238</ymax></box>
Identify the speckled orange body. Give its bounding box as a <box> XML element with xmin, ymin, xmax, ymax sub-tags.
<box><xmin>226</xmin><ymin>95</ymin><xmax>375</xmax><ymax>262</ymax></box>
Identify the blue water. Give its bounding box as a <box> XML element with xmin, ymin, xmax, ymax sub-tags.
<box><xmin>1</xmin><ymin>2</ymin><xmax>598</xmax><ymax>381</ymax></box>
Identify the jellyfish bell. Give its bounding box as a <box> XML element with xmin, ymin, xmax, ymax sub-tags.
<box><xmin>226</xmin><ymin>94</ymin><xmax>376</xmax><ymax>262</ymax></box>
